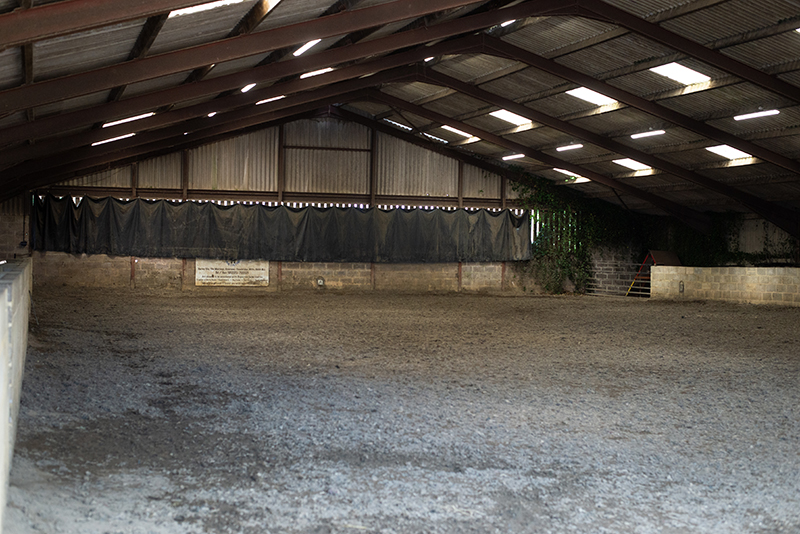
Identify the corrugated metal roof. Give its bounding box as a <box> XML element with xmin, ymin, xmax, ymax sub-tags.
<box><xmin>255</xmin><ymin>0</ymin><xmax>331</xmax><ymax>32</ymax></box>
<box><xmin>660</xmin><ymin>0</ymin><xmax>800</xmax><ymax>43</ymax></box>
<box><xmin>33</xmin><ymin>19</ymin><xmax>144</xmax><ymax>81</ymax></box>
<box><xmin>422</xmin><ymin>92</ymin><xmax>487</xmax><ymax>118</ymax></box>
<box><xmin>724</xmin><ymin>32</ymin><xmax>800</xmax><ymax>69</ymax></box>
<box><xmin>0</xmin><ymin>46</ymin><xmax>21</xmax><ymax>91</ymax></box>
<box><xmin>433</xmin><ymin>53</ymin><xmax>520</xmax><ymax>84</ymax></box>
<box><xmin>556</xmin><ymin>33</ymin><xmax>676</xmax><ymax>78</ymax></box>
<box><xmin>148</xmin><ymin>1</ymin><xmax>259</xmax><ymax>56</ymax></box>
<box><xmin>502</xmin><ymin>16</ymin><xmax>618</xmax><ymax>58</ymax></box>
<box><xmin>34</xmin><ymin>90</ymin><xmax>112</xmax><ymax>120</ymax></box>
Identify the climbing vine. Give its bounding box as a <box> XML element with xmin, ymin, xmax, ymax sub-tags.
<box><xmin>508</xmin><ymin>168</ymin><xmax>799</xmax><ymax>294</ymax></box>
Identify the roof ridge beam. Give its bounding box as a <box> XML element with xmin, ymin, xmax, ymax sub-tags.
<box><xmin>368</xmin><ymin>89</ymin><xmax>712</xmax><ymax>233</ymax></box>
<box><xmin>577</xmin><ymin>0</ymin><xmax>800</xmax><ymax>104</ymax></box>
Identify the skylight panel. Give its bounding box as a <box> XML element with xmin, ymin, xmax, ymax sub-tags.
<box><xmin>384</xmin><ymin>119</ymin><xmax>413</xmax><ymax>131</ymax></box>
<box><xmin>241</xmin><ymin>83</ymin><xmax>256</xmax><ymax>93</ymax></box>
<box><xmin>502</xmin><ymin>154</ymin><xmax>524</xmax><ymax>161</ymax></box>
<box><xmin>649</xmin><ymin>63</ymin><xmax>710</xmax><ymax>85</ymax></box>
<box><xmin>294</xmin><ymin>39</ymin><xmax>321</xmax><ymax>57</ymax></box>
<box><xmin>102</xmin><ymin>112</ymin><xmax>155</xmax><ymax>128</ymax></box>
<box><xmin>553</xmin><ymin>168</ymin><xmax>590</xmax><ymax>183</ymax></box>
<box><xmin>92</xmin><ymin>133</ymin><xmax>135</xmax><ymax>146</ymax></box>
<box><xmin>613</xmin><ymin>158</ymin><xmax>650</xmax><ymax>171</ymax></box>
<box><xmin>422</xmin><ymin>133</ymin><xmax>448</xmax><ymax>143</ymax></box>
<box><xmin>565</xmin><ymin>87</ymin><xmax>617</xmax><ymax>106</ymax></box>
<box><xmin>556</xmin><ymin>143</ymin><xmax>583</xmax><ymax>152</ymax></box>
<box><xmin>734</xmin><ymin>109</ymin><xmax>779</xmax><ymax>121</ymax></box>
<box><xmin>706</xmin><ymin>145</ymin><xmax>751</xmax><ymax>160</ymax></box>
<box><xmin>630</xmin><ymin>130</ymin><xmax>665</xmax><ymax>139</ymax></box>
<box><xmin>489</xmin><ymin>109</ymin><xmax>531</xmax><ymax>126</ymax></box>
<box><xmin>300</xmin><ymin>67</ymin><xmax>333</xmax><ymax>79</ymax></box>
<box><xmin>441</xmin><ymin>125</ymin><xmax>473</xmax><ymax>138</ymax></box>
<box><xmin>169</xmin><ymin>0</ymin><xmax>248</xmax><ymax>18</ymax></box>
<box><xmin>256</xmin><ymin>95</ymin><xmax>285</xmax><ymax>105</ymax></box>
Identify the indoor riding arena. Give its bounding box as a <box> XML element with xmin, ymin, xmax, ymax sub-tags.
<box><xmin>1</xmin><ymin>0</ymin><xmax>799</xmax><ymax>533</ymax></box>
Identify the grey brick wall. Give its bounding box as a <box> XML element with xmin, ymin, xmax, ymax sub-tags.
<box><xmin>652</xmin><ymin>266</ymin><xmax>800</xmax><ymax>306</ymax></box>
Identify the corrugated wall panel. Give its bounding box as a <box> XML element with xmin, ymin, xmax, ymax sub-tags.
<box><xmin>189</xmin><ymin>128</ymin><xmax>278</xmax><ymax>191</ymax></box>
<box><xmin>375</xmin><ymin>133</ymin><xmax>458</xmax><ymax>198</ymax></box>
<box><xmin>285</xmin><ymin>149</ymin><xmax>370</xmax><ymax>194</ymax></box>
<box><xmin>63</xmin><ymin>166</ymin><xmax>132</xmax><ymax>189</ymax></box>
<box><xmin>139</xmin><ymin>153</ymin><xmax>181</xmax><ymax>189</ymax></box>
<box><xmin>284</xmin><ymin>118</ymin><xmax>370</xmax><ymax>149</ymax></box>
<box><xmin>462</xmin><ymin>165</ymin><xmax>502</xmax><ymax>199</ymax></box>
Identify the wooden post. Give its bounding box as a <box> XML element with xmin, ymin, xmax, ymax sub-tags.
<box><xmin>131</xmin><ymin>161</ymin><xmax>138</xmax><ymax>198</ymax></box>
<box><xmin>369</xmin><ymin>128</ymin><xmax>377</xmax><ymax>207</ymax></box>
<box><xmin>181</xmin><ymin>150</ymin><xmax>189</xmax><ymax>201</ymax></box>
<box><xmin>457</xmin><ymin>161</ymin><xmax>464</xmax><ymax>209</ymax></box>
<box><xmin>277</xmin><ymin>124</ymin><xmax>285</xmax><ymax>204</ymax></box>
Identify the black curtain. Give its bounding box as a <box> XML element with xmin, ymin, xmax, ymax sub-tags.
<box><xmin>33</xmin><ymin>196</ymin><xmax>531</xmax><ymax>262</ymax></box>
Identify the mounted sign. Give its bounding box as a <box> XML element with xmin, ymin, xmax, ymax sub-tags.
<box><xmin>195</xmin><ymin>259</ymin><xmax>269</xmax><ymax>287</ymax></box>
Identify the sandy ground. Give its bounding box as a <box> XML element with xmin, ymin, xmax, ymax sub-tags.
<box><xmin>5</xmin><ymin>289</ymin><xmax>800</xmax><ymax>533</ymax></box>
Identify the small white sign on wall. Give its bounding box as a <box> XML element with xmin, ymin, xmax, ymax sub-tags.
<box><xmin>195</xmin><ymin>259</ymin><xmax>269</xmax><ymax>287</ymax></box>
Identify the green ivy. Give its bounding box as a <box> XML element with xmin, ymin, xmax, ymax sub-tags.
<box><xmin>508</xmin><ymin>168</ymin><xmax>799</xmax><ymax>294</ymax></box>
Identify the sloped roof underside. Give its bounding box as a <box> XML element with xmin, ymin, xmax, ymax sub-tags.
<box><xmin>0</xmin><ymin>0</ymin><xmax>799</xmax><ymax>236</ymax></box>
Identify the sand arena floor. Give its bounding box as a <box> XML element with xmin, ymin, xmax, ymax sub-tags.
<box><xmin>5</xmin><ymin>289</ymin><xmax>800</xmax><ymax>533</ymax></box>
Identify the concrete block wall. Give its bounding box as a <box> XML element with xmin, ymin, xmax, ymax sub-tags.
<box><xmin>587</xmin><ymin>247</ymin><xmax>641</xmax><ymax>296</ymax></box>
<box><xmin>31</xmin><ymin>253</ymin><xmax>524</xmax><ymax>294</ymax></box>
<box><xmin>0</xmin><ymin>259</ymin><xmax>32</xmax><ymax>531</ymax></box>
<box><xmin>281</xmin><ymin>262</ymin><xmax>373</xmax><ymax>291</ymax></box>
<box><xmin>461</xmin><ymin>262</ymin><xmax>505</xmax><ymax>292</ymax></box>
<box><xmin>33</xmin><ymin>252</ymin><xmax>131</xmax><ymax>288</ymax></box>
<box><xmin>652</xmin><ymin>266</ymin><xmax>800</xmax><ymax>306</ymax></box>
<box><xmin>588</xmin><ymin>261</ymin><xmax>641</xmax><ymax>295</ymax></box>
<box><xmin>373</xmin><ymin>263</ymin><xmax>459</xmax><ymax>292</ymax></box>
<box><xmin>0</xmin><ymin>207</ymin><xmax>29</xmax><ymax>262</ymax></box>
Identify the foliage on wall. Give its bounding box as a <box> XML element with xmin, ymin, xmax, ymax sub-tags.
<box><xmin>509</xmin><ymin>169</ymin><xmax>800</xmax><ymax>294</ymax></box>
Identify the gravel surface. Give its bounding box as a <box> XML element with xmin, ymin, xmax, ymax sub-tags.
<box><xmin>6</xmin><ymin>289</ymin><xmax>800</xmax><ymax>533</ymax></box>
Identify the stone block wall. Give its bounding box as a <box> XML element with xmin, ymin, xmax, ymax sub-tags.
<box><xmin>280</xmin><ymin>262</ymin><xmax>373</xmax><ymax>291</ymax></box>
<box><xmin>373</xmin><ymin>263</ymin><xmax>458</xmax><ymax>292</ymax></box>
<box><xmin>0</xmin><ymin>211</ymin><xmax>30</xmax><ymax>260</ymax></box>
<box><xmin>31</xmin><ymin>252</ymin><xmax>526</xmax><ymax>294</ymax></box>
<box><xmin>33</xmin><ymin>252</ymin><xmax>131</xmax><ymax>288</ymax></box>
<box><xmin>461</xmin><ymin>262</ymin><xmax>505</xmax><ymax>292</ymax></box>
<box><xmin>652</xmin><ymin>266</ymin><xmax>800</xmax><ymax>306</ymax></box>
